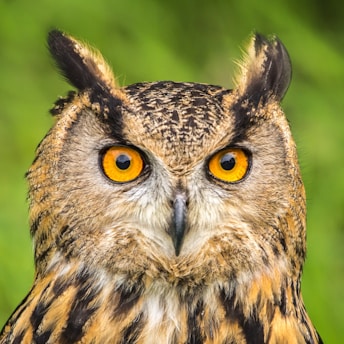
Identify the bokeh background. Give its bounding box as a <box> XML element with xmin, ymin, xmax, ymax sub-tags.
<box><xmin>0</xmin><ymin>0</ymin><xmax>343</xmax><ymax>342</ymax></box>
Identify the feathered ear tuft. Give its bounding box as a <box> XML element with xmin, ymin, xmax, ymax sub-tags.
<box><xmin>234</xmin><ymin>33</ymin><xmax>292</xmax><ymax>105</ymax></box>
<box><xmin>48</xmin><ymin>30</ymin><xmax>117</xmax><ymax>92</ymax></box>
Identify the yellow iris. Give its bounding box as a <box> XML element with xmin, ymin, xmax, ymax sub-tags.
<box><xmin>102</xmin><ymin>146</ymin><xmax>144</xmax><ymax>183</ymax></box>
<box><xmin>208</xmin><ymin>148</ymin><xmax>249</xmax><ymax>182</ymax></box>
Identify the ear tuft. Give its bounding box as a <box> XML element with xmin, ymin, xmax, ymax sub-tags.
<box><xmin>48</xmin><ymin>30</ymin><xmax>117</xmax><ymax>91</ymax></box>
<box><xmin>235</xmin><ymin>33</ymin><xmax>292</xmax><ymax>105</ymax></box>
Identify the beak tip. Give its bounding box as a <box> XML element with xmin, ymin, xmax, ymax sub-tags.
<box><xmin>168</xmin><ymin>192</ymin><xmax>188</xmax><ymax>257</ymax></box>
<box><xmin>173</xmin><ymin>239</ymin><xmax>182</xmax><ymax>257</ymax></box>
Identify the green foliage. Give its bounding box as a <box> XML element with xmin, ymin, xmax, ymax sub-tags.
<box><xmin>0</xmin><ymin>0</ymin><xmax>343</xmax><ymax>341</ymax></box>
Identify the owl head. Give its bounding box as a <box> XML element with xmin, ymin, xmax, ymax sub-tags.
<box><xmin>27</xmin><ymin>30</ymin><xmax>304</xmax><ymax>289</ymax></box>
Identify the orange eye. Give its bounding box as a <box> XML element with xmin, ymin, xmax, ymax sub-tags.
<box><xmin>102</xmin><ymin>146</ymin><xmax>144</xmax><ymax>183</ymax></box>
<box><xmin>208</xmin><ymin>148</ymin><xmax>249</xmax><ymax>182</ymax></box>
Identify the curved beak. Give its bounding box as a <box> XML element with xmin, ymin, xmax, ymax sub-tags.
<box><xmin>168</xmin><ymin>192</ymin><xmax>187</xmax><ymax>256</ymax></box>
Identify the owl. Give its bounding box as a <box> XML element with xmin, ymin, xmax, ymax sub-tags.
<box><xmin>0</xmin><ymin>30</ymin><xmax>323</xmax><ymax>344</ymax></box>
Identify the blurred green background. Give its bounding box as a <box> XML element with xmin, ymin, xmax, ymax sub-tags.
<box><xmin>0</xmin><ymin>0</ymin><xmax>343</xmax><ymax>342</ymax></box>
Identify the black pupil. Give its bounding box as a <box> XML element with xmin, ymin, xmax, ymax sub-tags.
<box><xmin>116</xmin><ymin>154</ymin><xmax>131</xmax><ymax>170</ymax></box>
<box><xmin>220</xmin><ymin>153</ymin><xmax>235</xmax><ymax>171</ymax></box>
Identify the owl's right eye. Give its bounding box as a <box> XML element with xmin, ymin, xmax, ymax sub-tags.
<box><xmin>207</xmin><ymin>147</ymin><xmax>250</xmax><ymax>183</ymax></box>
<box><xmin>101</xmin><ymin>146</ymin><xmax>144</xmax><ymax>183</ymax></box>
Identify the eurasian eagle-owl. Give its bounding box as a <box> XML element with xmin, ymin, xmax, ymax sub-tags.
<box><xmin>0</xmin><ymin>30</ymin><xmax>322</xmax><ymax>344</ymax></box>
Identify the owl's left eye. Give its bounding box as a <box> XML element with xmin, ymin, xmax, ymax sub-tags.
<box><xmin>208</xmin><ymin>148</ymin><xmax>249</xmax><ymax>183</ymax></box>
<box><xmin>101</xmin><ymin>146</ymin><xmax>144</xmax><ymax>183</ymax></box>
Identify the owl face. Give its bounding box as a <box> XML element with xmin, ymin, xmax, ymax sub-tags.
<box><xmin>28</xmin><ymin>31</ymin><xmax>304</xmax><ymax>288</ymax></box>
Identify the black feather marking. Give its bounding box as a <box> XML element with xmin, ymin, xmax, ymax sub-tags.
<box><xmin>12</xmin><ymin>331</ymin><xmax>25</xmax><ymax>344</ymax></box>
<box><xmin>29</xmin><ymin>281</ymin><xmax>54</xmax><ymax>331</ymax></box>
<box><xmin>30</xmin><ymin>210</ymin><xmax>49</xmax><ymax>234</ymax></box>
<box><xmin>34</xmin><ymin>246</ymin><xmax>52</xmax><ymax>266</ymax></box>
<box><xmin>186</xmin><ymin>300</ymin><xmax>205</xmax><ymax>344</ymax></box>
<box><xmin>55</xmin><ymin>225</ymin><xmax>79</xmax><ymax>261</ymax></box>
<box><xmin>244</xmin><ymin>33</ymin><xmax>292</xmax><ymax>106</ymax></box>
<box><xmin>87</xmin><ymin>87</ymin><xmax>126</xmax><ymax>143</ymax></box>
<box><xmin>230</xmin><ymin>101</ymin><xmax>257</xmax><ymax>143</ymax></box>
<box><xmin>220</xmin><ymin>288</ymin><xmax>264</xmax><ymax>343</ymax></box>
<box><xmin>279</xmin><ymin>285</ymin><xmax>287</xmax><ymax>316</ymax></box>
<box><xmin>30</xmin><ymin>300</ymin><xmax>52</xmax><ymax>330</ymax></box>
<box><xmin>221</xmin><ymin>292</ymin><xmax>241</xmax><ymax>321</ymax></box>
<box><xmin>53</xmin><ymin>275</ymin><xmax>73</xmax><ymax>297</ymax></box>
<box><xmin>50</xmin><ymin>91</ymin><xmax>77</xmax><ymax>116</ymax></box>
<box><xmin>48</xmin><ymin>30</ymin><xmax>104</xmax><ymax>91</ymax></box>
<box><xmin>113</xmin><ymin>279</ymin><xmax>144</xmax><ymax>318</ymax></box>
<box><xmin>60</xmin><ymin>271</ymin><xmax>99</xmax><ymax>343</ymax></box>
<box><xmin>33</xmin><ymin>329</ymin><xmax>53</xmax><ymax>344</ymax></box>
<box><xmin>120</xmin><ymin>313</ymin><xmax>144</xmax><ymax>344</ymax></box>
<box><xmin>214</xmin><ymin>89</ymin><xmax>232</xmax><ymax>103</ymax></box>
<box><xmin>61</xmin><ymin>307</ymin><xmax>96</xmax><ymax>344</ymax></box>
<box><xmin>259</xmin><ymin>34</ymin><xmax>292</xmax><ymax>101</ymax></box>
<box><xmin>241</xmin><ymin>317</ymin><xmax>265</xmax><ymax>344</ymax></box>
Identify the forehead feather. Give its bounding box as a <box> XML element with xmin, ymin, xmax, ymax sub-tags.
<box><xmin>119</xmin><ymin>81</ymin><xmax>234</xmax><ymax>167</ymax></box>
